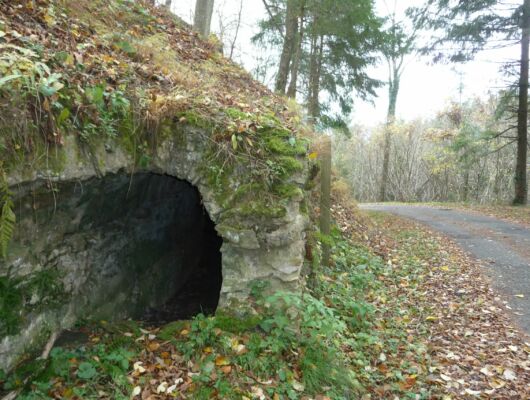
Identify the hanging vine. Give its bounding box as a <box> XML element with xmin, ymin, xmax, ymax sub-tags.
<box><xmin>0</xmin><ymin>168</ymin><xmax>15</xmax><ymax>259</ymax></box>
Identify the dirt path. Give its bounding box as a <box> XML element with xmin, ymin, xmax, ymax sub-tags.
<box><xmin>360</xmin><ymin>204</ymin><xmax>530</xmax><ymax>335</ymax></box>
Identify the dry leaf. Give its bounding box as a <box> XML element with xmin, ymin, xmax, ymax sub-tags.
<box><xmin>503</xmin><ymin>369</ymin><xmax>516</xmax><ymax>381</ymax></box>
<box><xmin>215</xmin><ymin>356</ymin><xmax>230</xmax><ymax>366</ymax></box>
<box><xmin>148</xmin><ymin>342</ymin><xmax>160</xmax><ymax>351</ymax></box>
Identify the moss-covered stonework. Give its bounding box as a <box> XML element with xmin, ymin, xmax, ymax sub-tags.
<box><xmin>0</xmin><ymin>122</ymin><xmax>309</xmax><ymax>372</ymax></box>
<box><xmin>0</xmin><ymin>0</ymin><xmax>311</xmax><ymax>373</ymax></box>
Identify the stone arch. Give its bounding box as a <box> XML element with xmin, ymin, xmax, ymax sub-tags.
<box><xmin>1</xmin><ymin>125</ymin><xmax>309</xmax><ymax>370</ymax></box>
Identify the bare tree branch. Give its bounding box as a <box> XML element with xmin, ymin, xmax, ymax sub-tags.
<box><xmin>229</xmin><ymin>0</ymin><xmax>244</xmax><ymax>59</ymax></box>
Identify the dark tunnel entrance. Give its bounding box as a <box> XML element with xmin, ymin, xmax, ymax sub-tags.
<box><xmin>128</xmin><ymin>173</ymin><xmax>223</xmax><ymax>322</ymax></box>
<box><xmin>71</xmin><ymin>172</ymin><xmax>223</xmax><ymax>323</ymax></box>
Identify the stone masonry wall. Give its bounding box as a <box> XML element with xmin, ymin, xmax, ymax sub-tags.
<box><xmin>0</xmin><ymin>125</ymin><xmax>309</xmax><ymax>371</ymax></box>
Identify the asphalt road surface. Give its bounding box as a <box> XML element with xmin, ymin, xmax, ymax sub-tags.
<box><xmin>360</xmin><ymin>204</ymin><xmax>530</xmax><ymax>335</ymax></box>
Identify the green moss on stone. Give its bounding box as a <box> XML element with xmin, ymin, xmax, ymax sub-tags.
<box><xmin>265</xmin><ymin>135</ymin><xmax>307</xmax><ymax>156</ymax></box>
<box><xmin>224</xmin><ymin>107</ymin><xmax>250</xmax><ymax>121</ymax></box>
<box><xmin>157</xmin><ymin>118</ymin><xmax>186</xmax><ymax>147</ymax></box>
<box><xmin>233</xmin><ymin>201</ymin><xmax>287</xmax><ymax>219</ymax></box>
<box><xmin>214</xmin><ymin>311</ymin><xmax>262</xmax><ymax>334</ymax></box>
<box><xmin>199</xmin><ymin>148</ymin><xmax>239</xmax><ymax>209</ymax></box>
<box><xmin>0</xmin><ymin>117</ymin><xmax>67</xmax><ymax>175</ymax></box>
<box><xmin>231</xmin><ymin>183</ymin><xmax>267</xmax><ymax>202</ymax></box>
<box><xmin>158</xmin><ymin>321</ymin><xmax>189</xmax><ymax>341</ymax></box>
<box><xmin>45</xmin><ymin>146</ymin><xmax>68</xmax><ymax>174</ymax></box>
<box><xmin>0</xmin><ymin>276</ymin><xmax>23</xmax><ymax>336</ymax></box>
<box><xmin>299</xmin><ymin>198</ymin><xmax>309</xmax><ymax>215</ymax></box>
<box><xmin>275</xmin><ymin>156</ymin><xmax>304</xmax><ymax>174</ymax></box>
<box><xmin>177</xmin><ymin>111</ymin><xmax>217</xmax><ymax>131</ymax></box>
<box><xmin>0</xmin><ymin>270</ymin><xmax>66</xmax><ymax>337</ymax></box>
<box><xmin>272</xmin><ymin>183</ymin><xmax>303</xmax><ymax>200</ymax></box>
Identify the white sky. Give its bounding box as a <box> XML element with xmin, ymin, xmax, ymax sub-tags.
<box><xmin>166</xmin><ymin>0</ymin><xmax>519</xmax><ymax>127</ymax></box>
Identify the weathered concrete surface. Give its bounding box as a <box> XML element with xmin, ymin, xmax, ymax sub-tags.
<box><xmin>361</xmin><ymin>204</ymin><xmax>530</xmax><ymax>335</ymax></box>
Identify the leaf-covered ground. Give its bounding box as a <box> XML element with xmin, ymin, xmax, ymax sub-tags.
<box><xmin>1</xmin><ymin>0</ymin><xmax>311</xmax><ymax>183</ymax></box>
<box><xmin>1</xmin><ymin>0</ymin><xmax>285</xmax><ymax>124</ymax></box>
<box><xmin>2</xmin><ymin>231</ymin><xmax>437</xmax><ymax>399</ymax></box>
<box><xmin>2</xmin><ymin>198</ymin><xmax>529</xmax><ymax>399</ymax></box>
<box><xmin>365</xmin><ymin>211</ymin><xmax>530</xmax><ymax>398</ymax></box>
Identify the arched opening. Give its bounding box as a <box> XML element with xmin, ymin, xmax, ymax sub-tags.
<box><xmin>93</xmin><ymin>172</ymin><xmax>224</xmax><ymax>322</ymax></box>
<box><xmin>13</xmin><ymin>172</ymin><xmax>223</xmax><ymax>325</ymax></box>
<box><xmin>122</xmin><ymin>173</ymin><xmax>224</xmax><ymax>322</ymax></box>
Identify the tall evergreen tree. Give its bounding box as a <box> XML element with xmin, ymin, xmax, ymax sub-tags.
<box><xmin>255</xmin><ymin>0</ymin><xmax>383</xmax><ymax>128</ymax></box>
<box><xmin>414</xmin><ymin>0</ymin><xmax>528</xmax><ymax>204</ymax></box>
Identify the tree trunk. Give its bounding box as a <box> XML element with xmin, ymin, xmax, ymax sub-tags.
<box><xmin>494</xmin><ymin>144</ymin><xmax>501</xmax><ymax>201</ymax></box>
<box><xmin>165</xmin><ymin>0</ymin><xmax>172</xmax><ymax>8</ymax></box>
<box><xmin>387</xmin><ymin>74</ymin><xmax>399</xmax><ymax>120</ymax></box>
<box><xmin>194</xmin><ymin>0</ymin><xmax>215</xmax><ymax>38</ymax></box>
<box><xmin>514</xmin><ymin>0</ymin><xmax>530</xmax><ymax>205</ymax></box>
<box><xmin>379</xmin><ymin>68</ymin><xmax>400</xmax><ymax>202</ymax></box>
<box><xmin>379</xmin><ymin>130</ymin><xmax>391</xmax><ymax>202</ymax></box>
<box><xmin>308</xmin><ymin>33</ymin><xmax>323</xmax><ymax>122</ymax></box>
<box><xmin>444</xmin><ymin>167</ymin><xmax>449</xmax><ymax>200</ymax></box>
<box><xmin>275</xmin><ymin>0</ymin><xmax>299</xmax><ymax>94</ymax></box>
<box><xmin>287</xmin><ymin>15</ymin><xmax>304</xmax><ymax>98</ymax></box>
<box><xmin>463</xmin><ymin>169</ymin><xmax>470</xmax><ymax>202</ymax></box>
<box><xmin>319</xmin><ymin>137</ymin><xmax>332</xmax><ymax>269</ymax></box>
<box><xmin>287</xmin><ymin>3</ymin><xmax>305</xmax><ymax>98</ymax></box>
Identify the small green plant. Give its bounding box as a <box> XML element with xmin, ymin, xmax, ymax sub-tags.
<box><xmin>9</xmin><ymin>343</ymin><xmax>134</xmax><ymax>399</ymax></box>
<box><xmin>178</xmin><ymin>314</ymin><xmax>219</xmax><ymax>359</ymax></box>
<box><xmin>0</xmin><ymin>44</ymin><xmax>64</xmax><ymax>98</ymax></box>
<box><xmin>76</xmin><ymin>84</ymin><xmax>132</xmax><ymax>142</ymax></box>
<box><xmin>257</xmin><ymin>291</ymin><xmax>354</xmax><ymax>396</ymax></box>
<box><xmin>0</xmin><ymin>170</ymin><xmax>15</xmax><ymax>259</ymax></box>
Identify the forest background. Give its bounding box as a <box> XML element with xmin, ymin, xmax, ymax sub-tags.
<box><xmin>166</xmin><ymin>0</ymin><xmax>528</xmax><ymax>204</ymax></box>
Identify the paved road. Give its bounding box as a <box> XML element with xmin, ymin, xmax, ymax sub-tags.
<box><xmin>360</xmin><ymin>204</ymin><xmax>530</xmax><ymax>334</ymax></box>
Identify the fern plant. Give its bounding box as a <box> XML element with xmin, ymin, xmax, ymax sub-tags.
<box><xmin>0</xmin><ymin>171</ymin><xmax>15</xmax><ymax>259</ymax></box>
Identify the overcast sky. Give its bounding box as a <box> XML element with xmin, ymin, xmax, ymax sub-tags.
<box><xmin>167</xmin><ymin>0</ymin><xmax>519</xmax><ymax>127</ymax></box>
